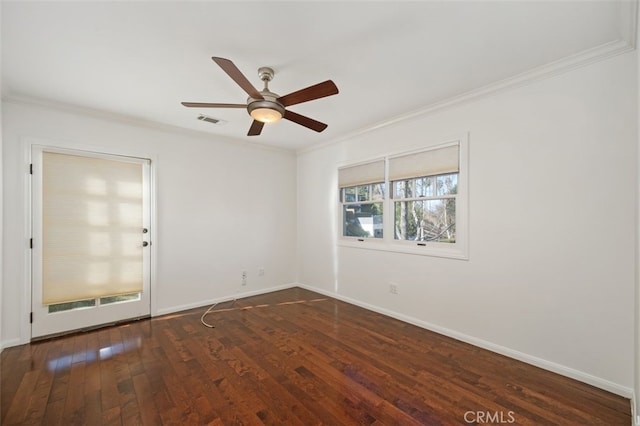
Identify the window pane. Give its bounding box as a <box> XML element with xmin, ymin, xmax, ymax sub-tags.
<box><xmin>437</xmin><ymin>174</ymin><xmax>458</xmax><ymax>196</ymax></box>
<box><xmin>394</xmin><ymin>175</ymin><xmax>448</xmax><ymax>199</ymax></box>
<box><xmin>394</xmin><ymin>199</ymin><xmax>456</xmax><ymax>242</ymax></box>
<box><xmin>100</xmin><ymin>292</ymin><xmax>141</xmax><ymax>305</ymax></box>
<box><xmin>394</xmin><ymin>181</ymin><xmax>405</xmax><ymax>198</ymax></box>
<box><xmin>343</xmin><ymin>183</ymin><xmax>384</xmax><ymax>202</ymax></box>
<box><xmin>405</xmin><ymin>179</ymin><xmax>415</xmax><ymax>198</ymax></box>
<box><xmin>423</xmin><ymin>177</ymin><xmax>435</xmax><ymax>197</ymax></box>
<box><xmin>414</xmin><ymin>177</ymin><xmax>437</xmax><ymax>198</ymax></box>
<box><xmin>343</xmin><ymin>187</ymin><xmax>356</xmax><ymax>202</ymax></box>
<box><xmin>357</xmin><ymin>185</ymin><xmax>370</xmax><ymax>202</ymax></box>
<box><xmin>48</xmin><ymin>298</ymin><xmax>96</xmax><ymax>313</ymax></box>
<box><xmin>415</xmin><ymin>177</ymin><xmax>424</xmax><ymax>197</ymax></box>
<box><xmin>343</xmin><ymin>203</ymin><xmax>383</xmax><ymax>238</ymax></box>
<box><xmin>371</xmin><ymin>183</ymin><xmax>385</xmax><ymax>201</ymax></box>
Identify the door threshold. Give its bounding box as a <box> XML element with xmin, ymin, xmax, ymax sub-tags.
<box><xmin>31</xmin><ymin>315</ymin><xmax>151</xmax><ymax>343</ymax></box>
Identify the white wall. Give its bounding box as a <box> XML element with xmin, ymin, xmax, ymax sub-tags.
<box><xmin>1</xmin><ymin>100</ymin><xmax>297</xmax><ymax>346</ymax></box>
<box><xmin>298</xmin><ymin>51</ymin><xmax>637</xmax><ymax>394</ymax></box>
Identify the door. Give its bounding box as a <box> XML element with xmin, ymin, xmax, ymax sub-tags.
<box><xmin>31</xmin><ymin>146</ymin><xmax>152</xmax><ymax>338</ymax></box>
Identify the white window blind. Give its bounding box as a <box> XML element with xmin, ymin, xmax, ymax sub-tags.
<box><xmin>338</xmin><ymin>159</ymin><xmax>385</xmax><ymax>187</ymax></box>
<box><xmin>42</xmin><ymin>151</ymin><xmax>144</xmax><ymax>305</ymax></box>
<box><xmin>388</xmin><ymin>144</ymin><xmax>459</xmax><ymax>181</ymax></box>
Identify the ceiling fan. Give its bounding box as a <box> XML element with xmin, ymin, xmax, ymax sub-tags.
<box><xmin>182</xmin><ymin>57</ymin><xmax>339</xmax><ymax>136</ymax></box>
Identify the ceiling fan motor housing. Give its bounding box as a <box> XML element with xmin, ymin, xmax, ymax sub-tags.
<box><xmin>247</xmin><ymin>90</ymin><xmax>285</xmax><ymax>123</ymax></box>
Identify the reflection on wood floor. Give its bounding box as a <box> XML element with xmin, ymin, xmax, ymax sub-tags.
<box><xmin>1</xmin><ymin>287</ymin><xmax>631</xmax><ymax>425</ymax></box>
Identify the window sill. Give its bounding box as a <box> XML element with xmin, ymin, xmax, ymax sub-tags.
<box><xmin>338</xmin><ymin>238</ymin><xmax>468</xmax><ymax>260</ymax></box>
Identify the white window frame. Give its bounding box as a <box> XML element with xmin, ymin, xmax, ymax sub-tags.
<box><xmin>338</xmin><ymin>134</ymin><xmax>469</xmax><ymax>260</ymax></box>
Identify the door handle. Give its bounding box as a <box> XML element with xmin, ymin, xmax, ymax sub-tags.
<box><xmin>142</xmin><ymin>241</ymin><xmax>149</xmax><ymax>247</ymax></box>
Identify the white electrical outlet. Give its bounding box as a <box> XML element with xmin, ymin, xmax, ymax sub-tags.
<box><xmin>242</xmin><ymin>271</ymin><xmax>247</xmax><ymax>286</ymax></box>
<box><xmin>258</xmin><ymin>268</ymin><xmax>265</xmax><ymax>276</ymax></box>
<box><xmin>389</xmin><ymin>283</ymin><xmax>399</xmax><ymax>294</ymax></box>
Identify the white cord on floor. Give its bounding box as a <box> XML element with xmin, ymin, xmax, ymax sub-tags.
<box><xmin>200</xmin><ymin>299</ymin><xmax>236</xmax><ymax>328</ymax></box>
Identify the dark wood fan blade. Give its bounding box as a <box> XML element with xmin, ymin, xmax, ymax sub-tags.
<box><xmin>283</xmin><ymin>110</ymin><xmax>328</xmax><ymax>132</ymax></box>
<box><xmin>247</xmin><ymin>120</ymin><xmax>264</xmax><ymax>136</ymax></box>
<box><xmin>181</xmin><ymin>102</ymin><xmax>246</xmax><ymax>108</ymax></box>
<box><xmin>212</xmin><ymin>57</ymin><xmax>264</xmax><ymax>100</ymax></box>
<box><xmin>277</xmin><ymin>80</ymin><xmax>338</xmax><ymax>107</ymax></box>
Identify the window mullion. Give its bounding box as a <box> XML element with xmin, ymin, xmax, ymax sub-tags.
<box><xmin>383</xmin><ymin>156</ymin><xmax>393</xmax><ymax>243</ymax></box>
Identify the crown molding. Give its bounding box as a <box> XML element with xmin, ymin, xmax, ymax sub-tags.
<box><xmin>1</xmin><ymin>93</ymin><xmax>296</xmax><ymax>156</ymax></box>
<box><xmin>298</xmin><ymin>37</ymin><xmax>635</xmax><ymax>156</ymax></box>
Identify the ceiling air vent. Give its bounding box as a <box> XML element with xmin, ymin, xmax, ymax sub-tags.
<box><xmin>197</xmin><ymin>114</ymin><xmax>227</xmax><ymax>125</ymax></box>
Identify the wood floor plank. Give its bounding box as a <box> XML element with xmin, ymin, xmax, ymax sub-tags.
<box><xmin>99</xmin><ymin>357</ymin><xmax>121</xmax><ymax>413</ymax></box>
<box><xmin>131</xmin><ymin>372</ymin><xmax>161</xmax><ymax>426</ymax></box>
<box><xmin>2</xmin><ymin>369</ymin><xmax>40</xmax><ymax>424</ymax></box>
<box><xmin>22</xmin><ymin>369</ymin><xmax>55</xmax><ymax>424</ymax></box>
<box><xmin>61</xmin><ymin>361</ymin><xmax>86</xmax><ymax>424</ymax></box>
<box><xmin>1</xmin><ymin>287</ymin><xmax>632</xmax><ymax>425</ymax></box>
<box><xmin>40</xmin><ymin>398</ymin><xmax>66</xmax><ymax>426</ymax></box>
<box><xmin>83</xmin><ymin>389</ymin><xmax>103</xmax><ymax>426</ymax></box>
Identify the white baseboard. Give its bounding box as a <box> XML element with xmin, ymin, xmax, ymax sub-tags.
<box><xmin>154</xmin><ymin>283</ymin><xmax>297</xmax><ymax>317</ymax></box>
<box><xmin>298</xmin><ymin>284</ymin><xmax>634</xmax><ymax>399</ymax></box>
<box><xmin>0</xmin><ymin>337</ymin><xmax>23</xmax><ymax>351</ymax></box>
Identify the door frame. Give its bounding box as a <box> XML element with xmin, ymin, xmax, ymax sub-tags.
<box><xmin>22</xmin><ymin>137</ymin><xmax>158</xmax><ymax>342</ymax></box>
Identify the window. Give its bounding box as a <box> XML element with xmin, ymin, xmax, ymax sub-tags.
<box><xmin>339</xmin><ymin>160</ymin><xmax>385</xmax><ymax>239</ymax></box>
<box><xmin>338</xmin><ymin>137</ymin><xmax>468</xmax><ymax>259</ymax></box>
<box><xmin>389</xmin><ymin>144</ymin><xmax>459</xmax><ymax>243</ymax></box>
<box><xmin>392</xmin><ymin>174</ymin><xmax>457</xmax><ymax>242</ymax></box>
<box><xmin>341</xmin><ymin>183</ymin><xmax>385</xmax><ymax>238</ymax></box>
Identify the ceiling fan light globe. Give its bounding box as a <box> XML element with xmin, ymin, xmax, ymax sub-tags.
<box><xmin>248</xmin><ymin>99</ymin><xmax>285</xmax><ymax>124</ymax></box>
<box><xmin>250</xmin><ymin>107</ymin><xmax>283</xmax><ymax>123</ymax></box>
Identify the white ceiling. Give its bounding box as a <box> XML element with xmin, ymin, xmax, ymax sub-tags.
<box><xmin>1</xmin><ymin>1</ymin><xmax>635</xmax><ymax>151</ymax></box>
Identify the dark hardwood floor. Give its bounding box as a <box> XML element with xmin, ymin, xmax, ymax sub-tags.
<box><xmin>1</xmin><ymin>287</ymin><xmax>631</xmax><ymax>425</ymax></box>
